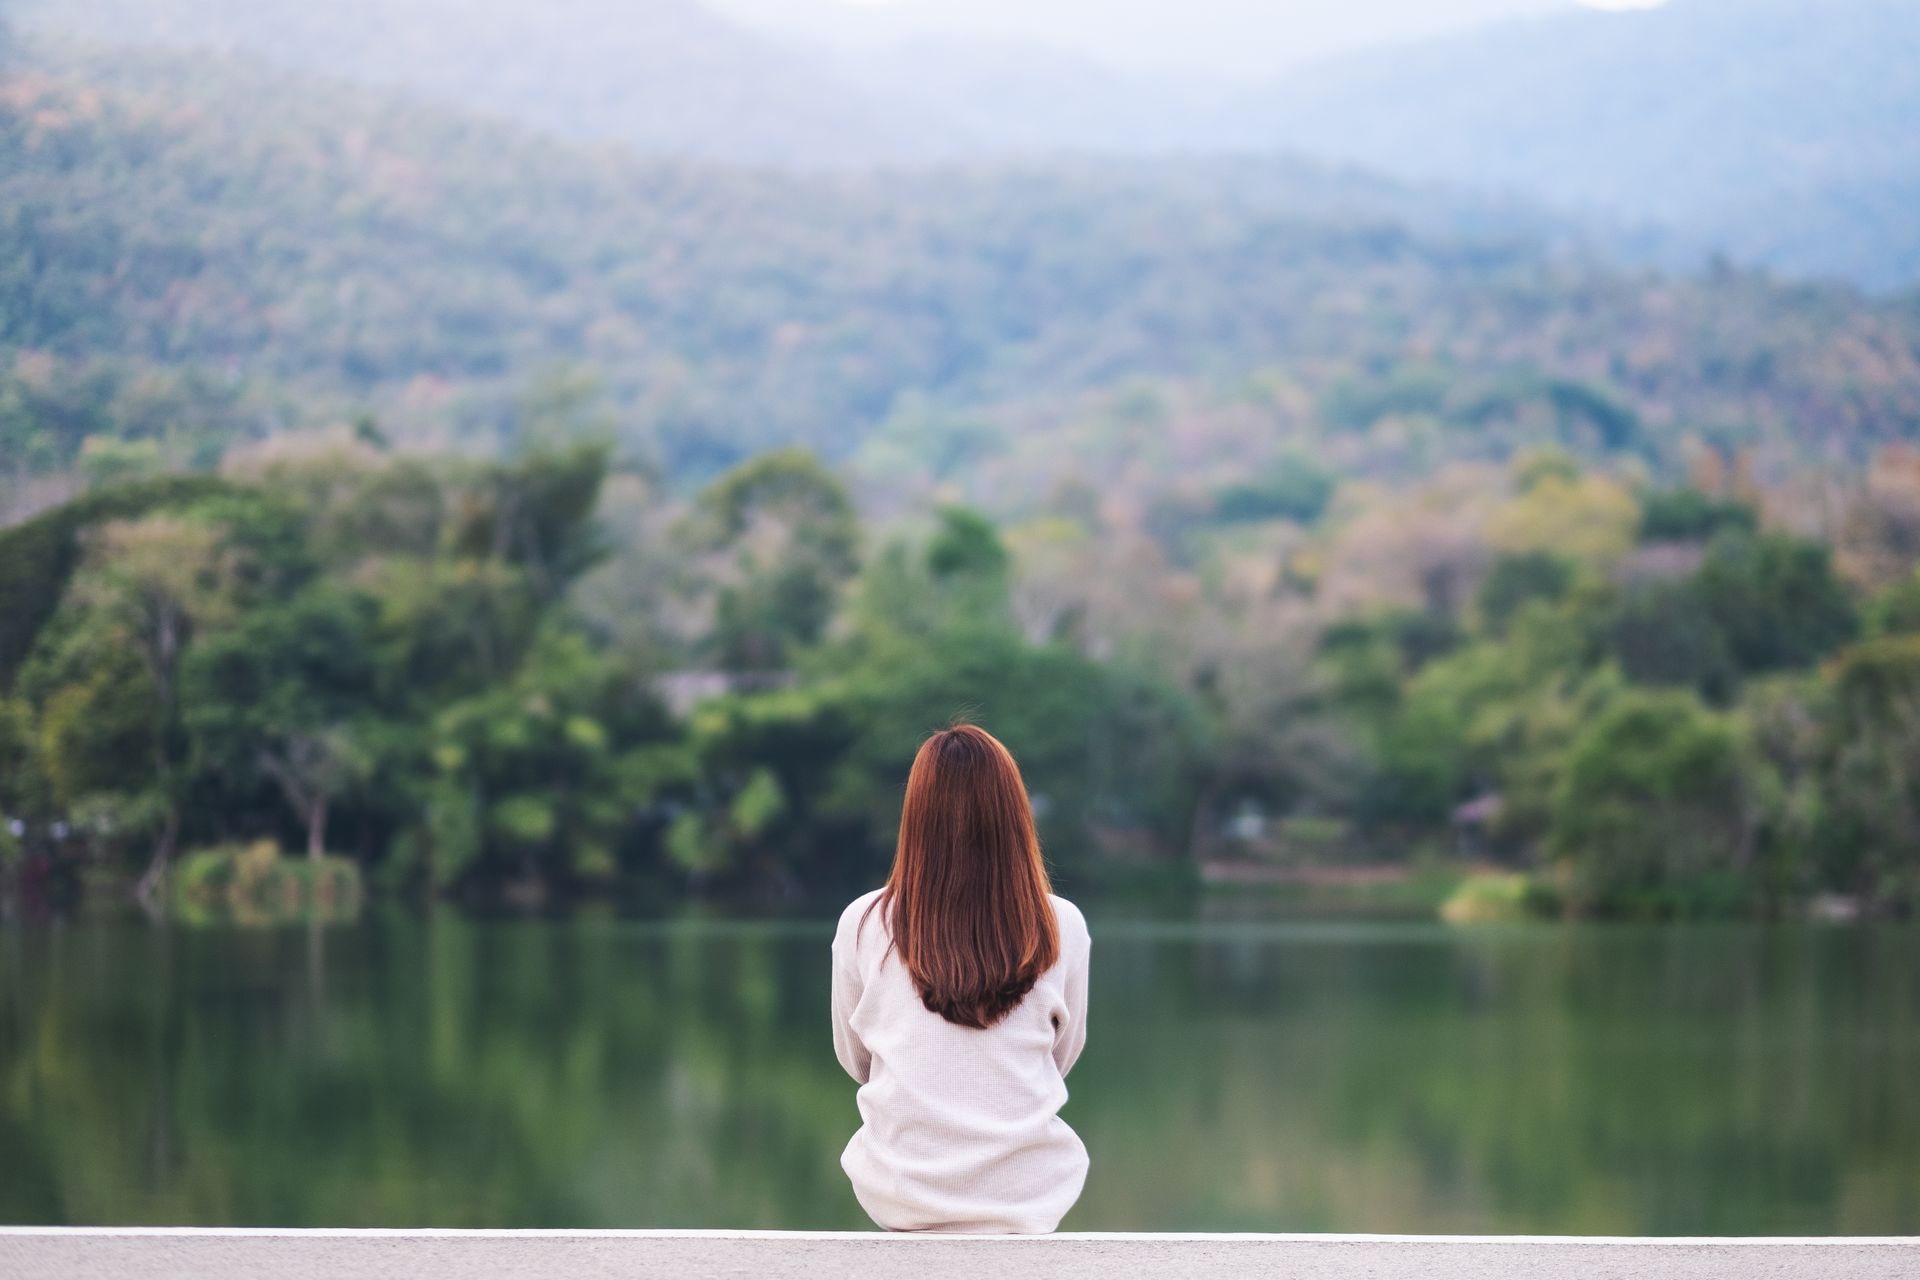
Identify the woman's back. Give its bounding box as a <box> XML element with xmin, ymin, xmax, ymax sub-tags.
<box><xmin>831</xmin><ymin>885</ymin><xmax>1092</xmax><ymax>1233</ymax></box>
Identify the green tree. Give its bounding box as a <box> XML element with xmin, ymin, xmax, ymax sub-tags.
<box><xmin>64</xmin><ymin>516</ymin><xmax>244</xmax><ymax>899</ymax></box>
<box><xmin>1637</xmin><ymin>489</ymin><xmax>1757</xmax><ymax>543</ymax></box>
<box><xmin>183</xmin><ymin>584</ymin><xmax>378</xmax><ymax>859</ymax></box>
<box><xmin>1548</xmin><ymin>689</ymin><xmax>1755</xmax><ymax>916</ymax></box>
<box><xmin>1693</xmin><ymin>531</ymin><xmax>1857</xmax><ymax>676</ymax></box>
<box><xmin>1371</xmin><ymin>601</ymin><xmax>1608</xmax><ymax>839</ymax></box>
<box><xmin>0</xmin><ymin>695</ymin><xmax>41</xmax><ymax>869</ymax></box>
<box><xmin>0</xmin><ymin>475</ymin><xmax>233</xmax><ymax>686</ymax></box>
<box><xmin>448</xmin><ymin>443</ymin><xmax>613</xmax><ymax>604</ymax></box>
<box><xmin>1866</xmin><ymin>568</ymin><xmax>1920</xmax><ymax>637</ymax></box>
<box><xmin>1736</xmin><ymin>674</ymin><xmax>1834</xmax><ymax>905</ymax></box>
<box><xmin>409</xmin><ymin>627</ymin><xmax>671</xmax><ymax>894</ymax></box>
<box><xmin>818</xmin><ymin>517</ymin><xmax>1206</xmax><ymax>870</ymax></box>
<box><xmin>1213</xmin><ymin>453</ymin><xmax>1336</xmax><ymax>525</ymax></box>
<box><xmin>925</xmin><ymin>506</ymin><xmax>1010</xmax><ymax>581</ymax></box>
<box><xmin>1824</xmin><ymin>636</ymin><xmax>1920</xmax><ymax>907</ymax></box>
<box><xmin>1602</xmin><ymin>578</ymin><xmax>1740</xmax><ymax>702</ymax></box>
<box><xmin>680</xmin><ymin>449</ymin><xmax>860</xmax><ymax>672</ymax></box>
<box><xmin>663</xmin><ymin>686</ymin><xmax>859</xmax><ymax>893</ymax></box>
<box><xmin>1599</xmin><ymin>532</ymin><xmax>1857</xmax><ymax>702</ymax></box>
<box><xmin>1477</xmin><ymin>551</ymin><xmax>1574</xmax><ymax>635</ymax></box>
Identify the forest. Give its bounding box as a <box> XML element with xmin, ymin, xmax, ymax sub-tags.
<box><xmin>4</xmin><ymin>422</ymin><xmax>1918</xmax><ymax>919</ymax></box>
<box><xmin>2</xmin><ymin>30</ymin><xmax>1919</xmax><ymax>920</ymax></box>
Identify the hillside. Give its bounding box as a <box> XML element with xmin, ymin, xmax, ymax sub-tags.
<box><xmin>1248</xmin><ymin>0</ymin><xmax>1920</xmax><ymax>289</ymax></box>
<box><xmin>3</xmin><ymin>35</ymin><xmax>1920</xmax><ymax>509</ymax></box>
<box><xmin>20</xmin><ymin>0</ymin><xmax>1920</xmax><ymax>289</ymax></box>
<box><xmin>11</xmin><ymin>0</ymin><xmax>955</xmax><ymax>164</ymax></box>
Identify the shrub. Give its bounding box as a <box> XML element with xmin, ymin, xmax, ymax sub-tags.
<box><xmin>170</xmin><ymin>840</ymin><xmax>362</xmax><ymax>924</ymax></box>
<box><xmin>1439</xmin><ymin>872</ymin><xmax>1548</xmax><ymax>924</ymax></box>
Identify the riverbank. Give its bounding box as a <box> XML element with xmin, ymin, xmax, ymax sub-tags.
<box><xmin>3</xmin><ymin>854</ymin><xmax>1902</xmax><ymax>927</ymax></box>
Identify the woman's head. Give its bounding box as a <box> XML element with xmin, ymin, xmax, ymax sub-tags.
<box><xmin>865</xmin><ymin>723</ymin><xmax>1060</xmax><ymax>1029</ymax></box>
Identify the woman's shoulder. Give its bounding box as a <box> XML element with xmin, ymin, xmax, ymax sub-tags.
<box><xmin>1048</xmin><ymin>892</ymin><xmax>1090</xmax><ymax>945</ymax></box>
<box><xmin>834</xmin><ymin>887</ymin><xmax>887</xmax><ymax>949</ymax></box>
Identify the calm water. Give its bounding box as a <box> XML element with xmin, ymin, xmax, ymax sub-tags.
<box><xmin>2</xmin><ymin>910</ymin><xmax>1917</xmax><ymax>1233</ymax></box>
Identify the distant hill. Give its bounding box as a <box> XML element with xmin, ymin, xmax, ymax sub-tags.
<box><xmin>10</xmin><ymin>0</ymin><xmax>960</xmax><ymax>164</ymax></box>
<box><xmin>4</xmin><ymin>36</ymin><xmax>1919</xmax><ymax>501</ymax></box>
<box><xmin>1246</xmin><ymin>0</ymin><xmax>1920</xmax><ymax>289</ymax></box>
<box><xmin>25</xmin><ymin>0</ymin><xmax>1920</xmax><ymax>290</ymax></box>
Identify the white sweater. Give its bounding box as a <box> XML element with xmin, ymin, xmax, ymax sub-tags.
<box><xmin>830</xmin><ymin>886</ymin><xmax>1092</xmax><ymax>1234</ymax></box>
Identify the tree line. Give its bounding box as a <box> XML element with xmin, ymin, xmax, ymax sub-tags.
<box><xmin>2</xmin><ymin>427</ymin><xmax>1917</xmax><ymax>918</ymax></box>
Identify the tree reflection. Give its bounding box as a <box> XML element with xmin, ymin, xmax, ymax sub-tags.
<box><xmin>1</xmin><ymin>918</ymin><xmax>1915</xmax><ymax>1233</ymax></box>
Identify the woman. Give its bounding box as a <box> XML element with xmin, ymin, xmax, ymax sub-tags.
<box><xmin>830</xmin><ymin>723</ymin><xmax>1092</xmax><ymax>1234</ymax></box>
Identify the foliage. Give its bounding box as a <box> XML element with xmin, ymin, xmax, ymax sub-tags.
<box><xmin>1639</xmin><ymin>489</ymin><xmax>1758</xmax><ymax>543</ymax></box>
<box><xmin>171</xmin><ymin>838</ymin><xmax>362</xmax><ymax>924</ymax></box>
<box><xmin>1438</xmin><ymin>872</ymin><xmax>1551</xmax><ymax>924</ymax></box>
<box><xmin>1821</xmin><ymin>636</ymin><xmax>1920</xmax><ymax>908</ymax></box>
<box><xmin>1691</xmin><ymin>532</ymin><xmax>1859</xmax><ymax>677</ymax></box>
<box><xmin>680</xmin><ymin>449</ymin><xmax>860</xmax><ymax>672</ymax></box>
<box><xmin>1</xmin><ymin>440</ymin><xmax>691</xmax><ymax>904</ymax></box>
<box><xmin>0</xmin><ymin>474</ymin><xmax>234</xmax><ymax>686</ymax></box>
<box><xmin>1548</xmin><ymin>690</ymin><xmax>1755</xmax><ymax>917</ymax></box>
<box><xmin>1477</xmin><ymin>552</ymin><xmax>1574</xmax><ymax>634</ymax></box>
<box><xmin>2</xmin><ymin>32</ymin><xmax>1918</xmax><ymax>919</ymax></box>
<box><xmin>1600</xmin><ymin>531</ymin><xmax>1858</xmax><ymax>703</ymax></box>
<box><xmin>1867</xmin><ymin>569</ymin><xmax>1920</xmax><ymax>637</ymax></box>
<box><xmin>1485</xmin><ymin>469</ymin><xmax>1638</xmax><ymax>563</ymax></box>
<box><xmin>1213</xmin><ymin>453</ymin><xmax>1337</xmax><ymax>525</ymax></box>
<box><xmin>2</xmin><ymin>428</ymin><xmax>1915</xmax><ymax>919</ymax></box>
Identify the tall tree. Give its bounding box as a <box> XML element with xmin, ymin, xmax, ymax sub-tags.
<box><xmin>66</xmin><ymin>516</ymin><xmax>242</xmax><ymax>900</ymax></box>
<box><xmin>679</xmin><ymin>449</ymin><xmax>860</xmax><ymax>672</ymax></box>
<box><xmin>183</xmin><ymin>584</ymin><xmax>376</xmax><ymax>860</ymax></box>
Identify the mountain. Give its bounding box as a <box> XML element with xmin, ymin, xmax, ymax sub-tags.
<box><xmin>10</xmin><ymin>0</ymin><xmax>961</xmax><ymax>164</ymax></box>
<box><xmin>22</xmin><ymin>0</ymin><xmax>1912</xmax><ymax>289</ymax></box>
<box><xmin>1246</xmin><ymin>0</ymin><xmax>1920</xmax><ymax>289</ymax></box>
<box><xmin>22</xmin><ymin>0</ymin><xmax>1919</xmax><ymax>289</ymax></box>
<box><xmin>4</xmin><ymin>34</ymin><xmax>1919</xmax><ymax>504</ymax></box>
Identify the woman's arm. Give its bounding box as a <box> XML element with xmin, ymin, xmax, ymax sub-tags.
<box><xmin>1052</xmin><ymin>913</ymin><xmax>1091</xmax><ymax>1078</ymax></box>
<box><xmin>830</xmin><ymin>916</ymin><xmax>872</xmax><ymax>1084</ymax></box>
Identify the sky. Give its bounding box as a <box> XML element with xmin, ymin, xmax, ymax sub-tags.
<box><xmin>705</xmin><ymin>0</ymin><xmax>1672</xmax><ymax>79</ymax></box>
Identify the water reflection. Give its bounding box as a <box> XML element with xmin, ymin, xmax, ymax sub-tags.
<box><xmin>1</xmin><ymin>914</ymin><xmax>1915</xmax><ymax>1232</ymax></box>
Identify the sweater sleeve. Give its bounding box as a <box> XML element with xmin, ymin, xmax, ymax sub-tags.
<box><xmin>1052</xmin><ymin>907</ymin><xmax>1091</xmax><ymax>1078</ymax></box>
<box><xmin>830</xmin><ymin>906</ymin><xmax>872</xmax><ymax>1084</ymax></box>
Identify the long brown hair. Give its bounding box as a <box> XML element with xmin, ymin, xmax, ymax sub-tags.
<box><xmin>861</xmin><ymin>723</ymin><xmax>1060</xmax><ymax>1029</ymax></box>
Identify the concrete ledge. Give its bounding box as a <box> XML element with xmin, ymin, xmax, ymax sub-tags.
<box><xmin>2</xmin><ymin>1228</ymin><xmax>1916</xmax><ymax>1280</ymax></box>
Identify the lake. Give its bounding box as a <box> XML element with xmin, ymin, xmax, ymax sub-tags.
<box><xmin>2</xmin><ymin>908</ymin><xmax>1916</xmax><ymax>1234</ymax></box>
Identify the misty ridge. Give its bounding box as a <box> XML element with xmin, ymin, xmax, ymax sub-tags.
<box><xmin>15</xmin><ymin>0</ymin><xmax>1920</xmax><ymax>289</ymax></box>
<box><xmin>3</xmin><ymin>0</ymin><xmax>1919</xmax><ymax>505</ymax></box>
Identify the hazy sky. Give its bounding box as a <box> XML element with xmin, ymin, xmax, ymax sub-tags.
<box><xmin>705</xmin><ymin>0</ymin><xmax>1671</xmax><ymax>78</ymax></box>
